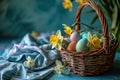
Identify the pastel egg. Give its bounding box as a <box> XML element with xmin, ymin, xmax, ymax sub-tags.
<box><xmin>70</xmin><ymin>32</ymin><xmax>81</xmax><ymax>41</ymax></box>
<box><xmin>67</xmin><ymin>41</ymin><xmax>77</xmax><ymax>51</ymax></box>
<box><xmin>81</xmin><ymin>32</ymin><xmax>88</xmax><ymax>39</ymax></box>
<box><xmin>76</xmin><ymin>38</ymin><xmax>89</xmax><ymax>52</ymax></box>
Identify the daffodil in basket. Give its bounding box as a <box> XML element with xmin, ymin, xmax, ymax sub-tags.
<box><xmin>50</xmin><ymin>23</ymin><xmax>103</xmax><ymax>52</ymax></box>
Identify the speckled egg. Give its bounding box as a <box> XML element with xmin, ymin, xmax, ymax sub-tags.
<box><xmin>70</xmin><ymin>32</ymin><xmax>81</xmax><ymax>41</ymax></box>
<box><xmin>76</xmin><ymin>38</ymin><xmax>89</xmax><ymax>52</ymax></box>
<box><xmin>67</xmin><ymin>41</ymin><xmax>77</xmax><ymax>51</ymax></box>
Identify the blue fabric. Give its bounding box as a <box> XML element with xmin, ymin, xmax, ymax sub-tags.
<box><xmin>0</xmin><ymin>33</ymin><xmax>61</xmax><ymax>80</ymax></box>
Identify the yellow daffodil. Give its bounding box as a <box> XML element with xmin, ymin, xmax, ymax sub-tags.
<box><xmin>54</xmin><ymin>60</ymin><xmax>70</xmax><ymax>75</ymax></box>
<box><xmin>62</xmin><ymin>0</ymin><xmax>72</xmax><ymax>11</ymax></box>
<box><xmin>88</xmin><ymin>32</ymin><xmax>101</xmax><ymax>50</ymax></box>
<box><xmin>92</xmin><ymin>36</ymin><xmax>100</xmax><ymax>48</ymax></box>
<box><xmin>31</xmin><ymin>31</ymin><xmax>39</xmax><ymax>37</ymax></box>
<box><xmin>50</xmin><ymin>35</ymin><xmax>59</xmax><ymax>45</ymax></box>
<box><xmin>24</xmin><ymin>56</ymin><xmax>35</xmax><ymax>68</ymax></box>
<box><xmin>50</xmin><ymin>30</ymin><xmax>63</xmax><ymax>50</ymax></box>
<box><xmin>62</xmin><ymin>24</ymin><xmax>73</xmax><ymax>36</ymax></box>
<box><xmin>76</xmin><ymin>0</ymin><xmax>88</xmax><ymax>3</ymax></box>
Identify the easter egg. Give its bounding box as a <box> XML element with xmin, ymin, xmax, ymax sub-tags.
<box><xmin>70</xmin><ymin>32</ymin><xmax>81</xmax><ymax>41</ymax></box>
<box><xmin>81</xmin><ymin>32</ymin><xmax>88</xmax><ymax>39</ymax></box>
<box><xmin>67</xmin><ymin>41</ymin><xmax>77</xmax><ymax>51</ymax></box>
<box><xmin>76</xmin><ymin>38</ymin><xmax>89</xmax><ymax>52</ymax></box>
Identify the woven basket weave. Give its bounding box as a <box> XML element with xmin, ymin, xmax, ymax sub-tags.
<box><xmin>60</xmin><ymin>0</ymin><xmax>119</xmax><ymax>76</ymax></box>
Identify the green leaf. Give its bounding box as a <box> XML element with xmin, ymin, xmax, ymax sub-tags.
<box><xmin>80</xmin><ymin>22</ymin><xmax>94</xmax><ymax>30</ymax></box>
<box><xmin>116</xmin><ymin>0</ymin><xmax>120</xmax><ymax>9</ymax></box>
<box><xmin>85</xmin><ymin>9</ymin><xmax>95</xmax><ymax>14</ymax></box>
<box><xmin>90</xmin><ymin>15</ymin><xmax>98</xmax><ymax>25</ymax></box>
<box><xmin>99</xmin><ymin>0</ymin><xmax>112</xmax><ymax>20</ymax></box>
<box><xmin>116</xmin><ymin>23</ymin><xmax>120</xmax><ymax>39</ymax></box>
<box><xmin>111</xmin><ymin>5</ymin><xmax>118</xmax><ymax>29</ymax></box>
<box><xmin>109</xmin><ymin>0</ymin><xmax>114</xmax><ymax>8</ymax></box>
<box><xmin>117</xmin><ymin>32</ymin><xmax>120</xmax><ymax>50</ymax></box>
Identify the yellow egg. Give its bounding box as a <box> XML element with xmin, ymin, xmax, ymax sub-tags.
<box><xmin>67</xmin><ymin>41</ymin><xmax>77</xmax><ymax>51</ymax></box>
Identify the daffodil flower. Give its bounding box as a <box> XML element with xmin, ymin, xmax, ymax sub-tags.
<box><xmin>62</xmin><ymin>0</ymin><xmax>72</xmax><ymax>11</ymax></box>
<box><xmin>62</xmin><ymin>24</ymin><xmax>73</xmax><ymax>36</ymax></box>
<box><xmin>54</xmin><ymin>60</ymin><xmax>70</xmax><ymax>75</ymax></box>
<box><xmin>76</xmin><ymin>0</ymin><xmax>87</xmax><ymax>3</ymax></box>
<box><xmin>50</xmin><ymin>30</ymin><xmax>63</xmax><ymax>50</ymax></box>
<box><xmin>24</xmin><ymin>56</ymin><xmax>35</xmax><ymax>68</ymax></box>
<box><xmin>88</xmin><ymin>32</ymin><xmax>101</xmax><ymax>50</ymax></box>
<box><xmin>31</xmin><ymin>31</ymin><xmax>39</xmax><ymax>37</ymax></box>
<box><xmin>54</xmin><ymin>60</ymin><xmax>64</xmax><ymax>74</ymax></box>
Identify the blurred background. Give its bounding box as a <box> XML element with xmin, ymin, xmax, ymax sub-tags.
<box><xmin>0</xmin><ymin>0</ymin><xmax>75</xmax><ymax>37</ymax></box>
<box><xmin>0</xmin><ymin>0</ymin><xmax>102</xmax><ymax>38</ymax></box>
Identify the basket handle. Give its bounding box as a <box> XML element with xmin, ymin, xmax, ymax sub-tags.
<box><xmin>75</xmin><ymin>0</ymin><xmax>109</xmax><ymax>52</ymax></box>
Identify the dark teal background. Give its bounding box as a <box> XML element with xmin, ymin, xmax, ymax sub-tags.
<box><xmin>0</xmin><ymin>0</ymin><xmax>104</xmax><ymax>37</ymax></box>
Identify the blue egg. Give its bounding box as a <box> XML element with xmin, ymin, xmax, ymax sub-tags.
<box><xmin>76</xmin><ymin>38</ymin><xmax>89</xmax><ymax>52</ymax></box>
<box><xmin>80</xmin><ymin>32</ymin><xmax>88</xmax><ymax>39</ymax></box>
<box><xmin>82</xmin><ymin>33</ymin><xmax>88</xmax><ymax>39</ymax></box>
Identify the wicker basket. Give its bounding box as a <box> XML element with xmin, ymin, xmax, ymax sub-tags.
<box><xmin>60</xmin><ymin>0</ymin><xmax>119</xmax><ymax>76</ymax></box>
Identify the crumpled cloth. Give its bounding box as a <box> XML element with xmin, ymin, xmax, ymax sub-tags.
<box><xmin>0</xmin><ymin>33</ymin><xmax>61</xmax><ymax>80</ymax></box>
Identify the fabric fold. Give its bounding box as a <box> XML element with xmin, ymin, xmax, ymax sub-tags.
<box><xmin>0</xmin><ymin>33</ymin><xmax>60</xmax><ymax>80</ymax></box>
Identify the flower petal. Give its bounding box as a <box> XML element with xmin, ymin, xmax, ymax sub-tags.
<box><xmin>88</xmin><ymin>32</ymin><xmax>92</xmax><ymax>42</ymax></box>
<box><xmin>57</xmin><ymin>44</ymin><xmax>62</xmax><ymax>50</ymax></box>
<box><xmin>62</xmin><ymin>0</ymin><xmax>72</xmax><ymax>11</ymax></box>
<box><xmin>23</xmin><ymin>61</ymin><xmax>28</xmax><ymax>67</ymax></box>
<box><xmin>56</xmin><ymin>30</ymin><xmax>61</xmax><ymax>38</ymax></box>
<box><xmin>27</xmin><ymin>56</ymin><xmax>32</xmax><ymax>61</ymax></box>
<box><xmin>52</xmin><ymin>44</ymin><xmax>57</xmax><ymax>49</ymax></box>
<box><xmin>62</xmin><ymin>24</ymin><xmax>73</xmax><ymax>35</ymax></box>
<box><xmin>56</xmin><ymin>60</ymin><xmax>63</xmax><ymax>68</ymax></box>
